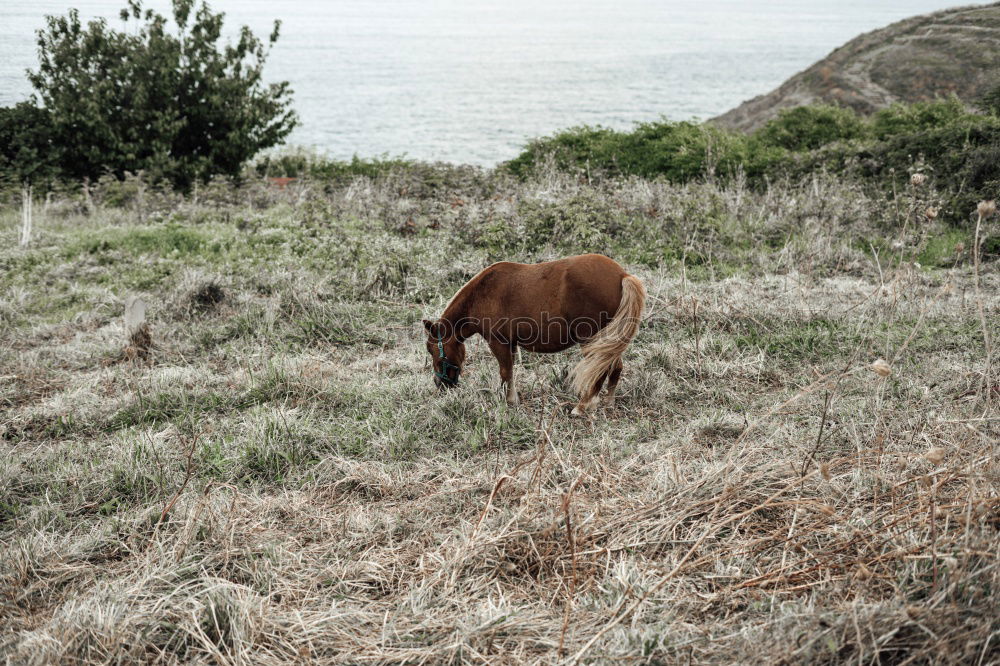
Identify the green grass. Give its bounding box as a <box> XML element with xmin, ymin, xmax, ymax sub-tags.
<box><xmin>917</xmin><ymin>229</ymin><xmax>968</xmax><ymax>267</ymax></box>
<box><xmin>732</xmin><ymin>317</ymin><xmax>859</xmax><ymax>361</ymax></box>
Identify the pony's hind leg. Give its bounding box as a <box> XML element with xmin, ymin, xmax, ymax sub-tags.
<box><xmin>602</xmin><ymin>357</ymin><xmax>624</xmax><ymax>407</ymax></box>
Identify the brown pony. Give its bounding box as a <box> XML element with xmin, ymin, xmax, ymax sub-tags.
<box><xmin>422</xmin><ymin>253</ymin><xmax>646</xmax><ymax>415</ymax></box>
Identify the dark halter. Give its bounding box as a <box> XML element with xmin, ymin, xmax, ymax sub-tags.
<box><xmin>435</xmin><ymin>330</ymin><xmax>461</xmax><ymax>386</ymax></box>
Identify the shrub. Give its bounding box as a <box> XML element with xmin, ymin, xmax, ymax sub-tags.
<box><xmin>756</xmin><ymin>104</ymin><xmax>867</xmax><ymax>151</ymax></box>
<box><xmin>254</xmin><ymin>150</ymin><xmax>416</xmax><ymax>182</ymax></box>
<box><xmin>869</xmin><ymin>97</ymin><xmax>973</xmax><ymax>139</ymax></box>
<box><xmin>792</xmin><ymin>112</ymin><xmax>1000</xmax><ymax>222</ymax></box>
<box><xmin>505</xmin><ymin>121</ymin><xmax>785</xmax><ymax>183</ymax></box>
<box><xmin>616</xmin><ymin>121</ymin><xmax>737</xmax><ymax>180</ymax></box>
<box><xmin>505</xmin><ymin>126</ymin><xmax>623</xmax><ymax>179</ymax></box>
<box><xmin>978</xmin><ymin>81</ymin><xmax>1000</xmax><ymax>116</ymax></box>
<box><xmin>27</xmin><ymin>0</ymin><xmax>297</xmax><ymax>189</ymax></box>
<box><xmin>505</xmin><ymin>99</ymin><xmax>999</xmax><ymax>225</ymax></box>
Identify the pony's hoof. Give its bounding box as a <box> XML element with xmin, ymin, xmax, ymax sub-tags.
<box><xmin>570</xmin><ymin>406</ymin><xmax>586</xmax><ymax>417</ymax></box>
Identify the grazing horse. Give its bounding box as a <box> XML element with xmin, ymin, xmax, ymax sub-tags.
<box><xmin>422</xmin><ymin>254</ymin><xmax>646</xmax><ymax>415</ymax></box>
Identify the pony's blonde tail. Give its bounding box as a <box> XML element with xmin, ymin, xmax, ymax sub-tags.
<box><xmin>570</xmin><ymin>275</ymin><xmax>646</xmax><ymax>398</ymax></box>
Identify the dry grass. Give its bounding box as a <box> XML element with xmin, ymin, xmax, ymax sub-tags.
<box><xmin>1</xmin><ymin>167</ymin><xmax>998</xmax><ymax>664</ymax></box>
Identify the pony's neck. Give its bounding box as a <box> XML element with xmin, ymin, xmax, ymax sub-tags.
<box><xmin>441</xmin><ymin>277</ymin><xmax>480</xmax><ymax>341</ymax></box>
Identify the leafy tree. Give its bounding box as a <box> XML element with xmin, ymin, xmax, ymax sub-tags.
<box><xmin>0</xmin><ymin>103</ymin><xmax>57</xmax><ymax>185</ymax></box>
<box><xmin>27</xmin><ymin>0</ymin><xmax>297</xmax><ymax>188</ymax></box>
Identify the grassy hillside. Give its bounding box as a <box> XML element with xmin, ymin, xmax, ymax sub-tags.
<box><xmin>1</xmin><ymin>166</ymin><xmax>998</xmax><ymax>663</ymax></box>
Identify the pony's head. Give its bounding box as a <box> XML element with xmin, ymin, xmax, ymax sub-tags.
<box><xmin>422</xmin><ymin>319</ymin><xmax>465</xmax><ymax>389</ymax></box>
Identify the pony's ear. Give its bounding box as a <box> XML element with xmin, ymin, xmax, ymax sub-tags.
<box><xmin>422</xmin><ymin>319</ymin><xmax>434</xmax><ymax>332</ymax></box>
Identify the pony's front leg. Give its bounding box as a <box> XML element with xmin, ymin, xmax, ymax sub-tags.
<box><xmin>487</xmin><ymin>337</ymin><xmax>518</xmax><ymax>405</ymax></box>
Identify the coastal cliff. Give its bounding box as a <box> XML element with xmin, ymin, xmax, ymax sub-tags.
<box><xmin>713</xmin><ymin>3</ymin><xmax>1000</xmax><ymax>131</ymax></box>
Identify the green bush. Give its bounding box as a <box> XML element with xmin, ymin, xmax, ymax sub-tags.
<box><xmin>796</xmin><ymin>112</ymin><xmax>1000</xmax><ymax>220</ymax></box>
<box><xmin>978</xmin><ymin>82</ymin><xmax>1000</xmax><ymax>116</ymax></box>
<box><xmin>875</xmin><ymin>117</ymin><xmax>1000</xmax><ymax>219</ymax></box>
<box><xmin>254</xmin><ymin>151</ymin><xmax>415</xmax><ymax>181</ymax></box>
<box><xmin>505</xmin><ymin>98</ymin><xmax>998</xmax><ymax>224</ymax></box>
<box><xmin>505</xmin><ymin>126</ymin><xmax>623</xmax><ymax>178</ymax></box>
<box><xmin>756</xmin><ymin>104</ymin><xmax>867</xmax><ymax>151</ymax></box>
<box><xmin>614</xmin><ymin>121</ymin><xmax>749</xmax><ymax>180</ymax></box>
<box><xmin>24</xmin><ymin>0</ymin><xmax>296</xmax><ymax>189</ymax></box>
<box><xmin>505</xmin><ymin>121</ymin><xmax>785</xmax><ymax>183</ymax></box>
<box><xmin>869</xmin><ymin>97</ymin><xmax>973</xmax><ymax>139</ymax></box>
